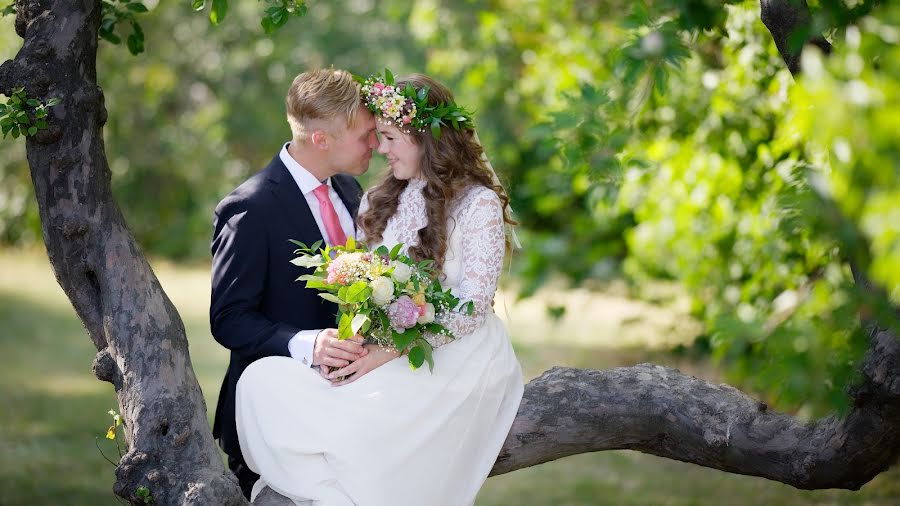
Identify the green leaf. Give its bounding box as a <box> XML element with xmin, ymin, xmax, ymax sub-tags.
<box><xmin>25</xmin><ymin>99</ymin><xmax>39</xmax><ymax>107</ymax></box>
<box><xmin>191</xmin><ymin>0</ymin><xmax>206</xmax><ymax>11</ymax></box>
<box><xmin>290</xmin><ymin>254</ymin><xmax>324</xmax><ymax>268</ymax></box>
<box><xmin>46</xmin><ymin>98</ymin><xmax>61</xmax><ymax>107</ymax></box>
<box><xmin>344</xmin><ymin>281</ymin><xmax>371</xmax><ymax>303</ymax></box>
<box><xmin>345</xmin><ymin>235</ymin><xmax>355</xmax><ymax>250</ymax></box>
<box><xmin>318</xmin><ymin>292</ymin><xmax>343</xmax><ymax>304</ymax></box>
<box><xmin>35</xmin><ymin>120</ymin><xmax>47</xmax><ymax>129</ymax></box>
<box><xmin>338</xmin><ymin>312</ymin><xmax>353</xmax><ymax>339</ymax></box>
<box><xmin>126</xmin><ymin>3</ymin><xmax>149</xmax><ymax>13</ymax></box>
<box><xmin>27</xmin><ymin>126</ymin><xmax>37</xmax><ymax>136</ymax></box>
<box><xmin>384</xmin><ymin>68</ymin><xmax>394</xmax><ymax>85</ymax></box>
<box><xmin>374</xmin><ymin>245</ymin><xmax>389</xmax><ymax>257</ymax></box>
<box><xmin>261</xmin><ymin>16</ymin><xmax>274</xmax><ymax>34</ymax></box>
<box><xmin>424</xmin><ymin>323</ymin><xmax>444</xmax><ymax>334</ymax></box>
<box><xmin>417</xmin><ymin>338</ymin><xmax>434</xmax><ymax>371</ymax></box>
<box><xmin>127</xmin><ymin>33</ymin><xmax>144</xmax><ymax>55</ymax></box>
<box><xmin>11</xmin><ymin>127</ymin><xmax>19</xmax><ymax>139</ymax></box>
<box><xmin>389</xmin><ymin>243</ymin><xmax>403</xmax><ymax>260</ymax></box>
<box><xmin>408</xmin><ymin>346</ymin><xmax>425</xmax><ymax>369</ymax></box>
<box><xmin>288</xmin><ymin>239</ymin><xmax>309</xmax><ymax>250</ymax></box>
<box><xmin>392</xmin><ymin>328</ymin><xmax>417</xmax><ymax>351</ymax></box>
<box><xmin>100</xmin><ymin>17</ymin><xmax>117</xmax><ymax>33</ymax></box>
<box><xmin>99</xmin><ymin>29</ymin><xmax>122</xmax><ymax>45</ymax></box>
<box><xmin>351</xmin><ymin>313</ymin><xmax>369</xmax><ymax>335</ymax></box>
<box><xmin>131</xmin><ymin>20</ymin><xmax>144</xmax><ymax>39</ymax></box>
<box><xmin>209</xmin><ymin>0</ymin><xmax>227</xmax><ymax>25</ymax></box>
<box><xmin>430</xmin><ymin>119</ymin><xmax>442</xmax><ymax>140</ymax></box>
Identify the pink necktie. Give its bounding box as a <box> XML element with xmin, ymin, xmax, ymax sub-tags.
<box><xmin>312</xmin><ymin>183</ymin><xmax>348</xmax><ymax>246</ymax></box>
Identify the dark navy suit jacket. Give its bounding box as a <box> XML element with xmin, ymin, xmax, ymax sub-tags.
<box><xmin>209</xmin><ymin>152</ymin><xmax>363</xmax><ymax>458</ymax></box>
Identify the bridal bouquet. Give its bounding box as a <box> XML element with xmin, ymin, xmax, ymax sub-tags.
<box><xmin>289</xmin><ymin>237</ymin><xmax>473</xmax><ymax>371</ymax></box>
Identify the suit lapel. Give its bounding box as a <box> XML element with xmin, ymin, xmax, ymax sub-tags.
<box><xmin>332</xmin><ymin>175</ymin><xmax>363</xmax><ymax>230</ymax></box>
<box><xmin>265</xmin><ymin>156</ymin><xmax>325</xmax><ymax>244</ymax></box>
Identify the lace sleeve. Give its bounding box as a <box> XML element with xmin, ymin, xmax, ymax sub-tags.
<box><xmin>428</xmin><ymin>188</ymin><xmax>505</xmax><ymax>348</ymax></box>
<box><xmin>355</xmin><ymin>192</ymin><xmax>370</xmax><ymax>244</ymax></box>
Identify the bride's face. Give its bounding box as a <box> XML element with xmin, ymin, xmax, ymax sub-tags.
<box><xmin>376</xmin><ymin>121</ymin><xmax>422</xmax><ymax>180</ymax></box>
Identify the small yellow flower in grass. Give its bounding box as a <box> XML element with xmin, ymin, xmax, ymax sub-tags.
<box><xmin>106</xmin><ymin>426</ymin><xmax>116</xmax><ymax>440</ymax></box>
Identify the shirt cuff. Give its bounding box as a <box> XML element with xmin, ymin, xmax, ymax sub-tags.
<box><xmin>288</xmin><ymin>329</ymin><xmax>320</xmax><ymax>367</ymax></box>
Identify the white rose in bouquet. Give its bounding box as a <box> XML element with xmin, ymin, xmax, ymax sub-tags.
<box><xmin>370</xmin><ymin>276</ymin><xmax>395</xmax><ymax>306</ymax></box>
<box><xmin>390</xmin><ymin>261</ymin><xmax>412</xmax><ymax>284</ymax></box>
<box><xmin>416</xmin><ymin>302</ymin><xmax>436</xmax><ymax>324</ymax></box>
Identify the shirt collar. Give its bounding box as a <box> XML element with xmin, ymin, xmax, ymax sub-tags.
<box><xmin>279</xmin><ymin>142</ymin><xmax>331</xmax><ymax>195</ymax></box>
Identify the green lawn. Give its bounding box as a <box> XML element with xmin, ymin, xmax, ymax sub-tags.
<box><xmin>1</xmin><ymin>248</ymin><xmax>897</xmax><ymax>505</ymax></box>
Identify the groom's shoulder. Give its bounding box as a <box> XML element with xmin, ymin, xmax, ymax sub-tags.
<box><xmin>333</xmin><ymin>174</ymin><xmax>363</xmax><ymax>192</ymax></box>
<box><xmin>216</xmin><ymin>157</ymin><xmax>283</xmax><ymax>209</ymax></box>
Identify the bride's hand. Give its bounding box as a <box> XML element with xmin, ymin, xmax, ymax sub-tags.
<box><xmin>328</xmin><ymin>344</ymin><xmax>400</xmax><ymax>386</ymax></box>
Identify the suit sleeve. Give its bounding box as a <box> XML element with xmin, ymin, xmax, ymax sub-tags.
<box><xmin>210</xmin><ymin>199</ymin><xmax>297</xmax><ymax>361</ymax></box>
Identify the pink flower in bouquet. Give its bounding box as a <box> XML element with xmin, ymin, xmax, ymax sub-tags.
<box><xmin>326</xmin><ymin>262</ymin><xmax>346</xmax><ymax>285</ymax></box>
<box><xmin>388</xmin><ymin>295</ymin><xmax>419</xmax><ymax>331</ymax></box>
<box><xmin>325</xmin><ymin>252</ymin><xmax>385</xmax><ymax>285</ymax></box>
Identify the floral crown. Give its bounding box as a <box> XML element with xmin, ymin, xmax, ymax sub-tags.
<box><xmin>355</xmin><ymin>69</ymin><xmax>475</xmax><ymax>139</ymax></box>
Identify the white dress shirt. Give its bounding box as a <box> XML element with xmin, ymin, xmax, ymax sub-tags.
<box><xmin>279</xmin><ymin>143</ymin><xmax>356</xmax><ymax>367</ymax></box>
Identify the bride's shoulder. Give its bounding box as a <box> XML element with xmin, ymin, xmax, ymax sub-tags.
<box><xmin>454</xmin><ymin>185</ymin><xmax>501</xmax><ymax>214</ymax></box>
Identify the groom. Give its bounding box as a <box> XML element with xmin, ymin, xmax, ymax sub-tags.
<box><xmin>209</xmin><ymin>68</ymin><xmax>378</xmax><ymax>498</ymax></box>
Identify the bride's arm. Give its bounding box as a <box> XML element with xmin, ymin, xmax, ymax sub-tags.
<box><xmin>427</xmin><ymin>187</ymin><xmax>505</xmax><ymax>347</ymax></box>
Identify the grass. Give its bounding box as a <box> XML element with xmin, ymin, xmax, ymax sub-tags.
<box><xmin>1</xmin><ymin>248</ymin><xmax>898</xmax><ymax>505</ymax></box>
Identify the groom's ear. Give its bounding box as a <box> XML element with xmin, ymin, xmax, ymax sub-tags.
<box><xmin>310</xmin><ymin>130</ymin><xmax>329</xmax><ymax>150</ymax></box>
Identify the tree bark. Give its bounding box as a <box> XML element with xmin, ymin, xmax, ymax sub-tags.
<box><xmin>4</xmin><ymin>1</ymin><xmax>245</xmax><ymax>504</ymax></box>
<box><xmin>760</xmin><ymin>0</ymin><xmax>832</xmax><ymax>74</ymax></box>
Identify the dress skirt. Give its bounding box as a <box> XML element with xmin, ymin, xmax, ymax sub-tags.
<box><xmin>236</xmin><ymin>313</ymin><xmax>524</xmax><ymax>506</ymax></box>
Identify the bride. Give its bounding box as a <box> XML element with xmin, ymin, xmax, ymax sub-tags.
<box><xmin>235</xmin><ymin>72</ymin><xmax>524</xmax><ymax>506</ymax></box>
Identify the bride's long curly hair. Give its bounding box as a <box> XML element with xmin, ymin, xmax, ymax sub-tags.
<box><xmin>358</xmin><ymin>74</ymin><xmax>516</xmax><ymax>272</ymax></box>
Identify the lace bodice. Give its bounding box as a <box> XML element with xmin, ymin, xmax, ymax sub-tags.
<box><xmin>358</xmin><ymin>180</ymin><xmax>505</xmax><ymax>348</ymax></box>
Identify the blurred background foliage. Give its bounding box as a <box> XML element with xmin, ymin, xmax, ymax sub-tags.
<box><xmin>1</xmin><ymin>0</ymin><xmax>898</xmax><ymax>419</ymax></box>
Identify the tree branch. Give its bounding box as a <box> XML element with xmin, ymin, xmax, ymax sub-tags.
<box><xmin>492</xmin><ymin>328</ymin><xmax>900</xmax><ymax>490</ymax></box>
<box><xmin>760</xmin><ymin>0</ymin><xmax>832</xmax><ymax>75</ymax></box>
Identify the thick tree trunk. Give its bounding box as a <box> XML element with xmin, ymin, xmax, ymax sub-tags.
<box><xmin>1</xmin><ymin>1</ymin><xmax>245</xmax><ymax>504</ymax></box>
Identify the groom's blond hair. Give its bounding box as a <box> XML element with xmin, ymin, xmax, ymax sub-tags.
<box><xmin>286</xmin><ymin>69</ymin><xmax>361</xmax><ymax>142</ymax></box>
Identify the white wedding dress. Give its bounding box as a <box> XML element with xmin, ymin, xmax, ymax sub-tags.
<box><xmin>235</xmin><ymin>180</ymin><xmax>524</xmax><ymax>506</ymax></box>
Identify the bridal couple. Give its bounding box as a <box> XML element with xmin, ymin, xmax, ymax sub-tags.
<box><xmin>210</xmin><ymin>68</ymin><xmax>524</xmax><ymax>505</ymax></box>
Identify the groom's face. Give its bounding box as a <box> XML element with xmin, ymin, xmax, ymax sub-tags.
<box><xmin>330</xmin><ymin>108</ymin><xmax>378</xmax><ymax>177</ymax></box>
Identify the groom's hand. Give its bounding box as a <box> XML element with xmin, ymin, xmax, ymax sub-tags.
<box><xmin>311</xmin><ymin>329</ymin><xmax>367</xmax><ymax>368</ymax></box>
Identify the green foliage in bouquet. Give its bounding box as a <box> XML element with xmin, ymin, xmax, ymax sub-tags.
<box><xmin>290</xmin><ymin>237</ymin><xmax>474</xmax><ymax>372</ymax></box>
